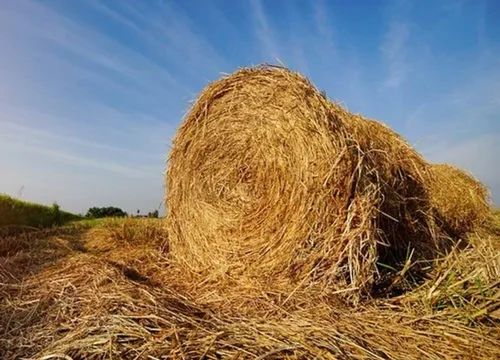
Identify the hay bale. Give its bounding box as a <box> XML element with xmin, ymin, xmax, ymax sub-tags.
<box><xmin>427</xmin><ymin>164</ymin><xmax>490</xmax><ymax>236</ymax></box>
<box><xmin>166</xmin><ymin>65</ymin><xmax>444</xmax><ymax>294</ymax></box>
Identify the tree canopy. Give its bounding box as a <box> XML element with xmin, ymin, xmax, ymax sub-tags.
<box><xmin>85</xmin><ymin>206</ymin><xmax>127</xmax><ymax>218</ymax></box>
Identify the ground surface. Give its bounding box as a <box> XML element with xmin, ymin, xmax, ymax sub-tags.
<box><xmin>0</xmin><ymin>217</ymin><xmax>499</xmax><ymax>359</ymax></box>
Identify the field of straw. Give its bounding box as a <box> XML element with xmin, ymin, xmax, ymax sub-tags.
<box><xmin>1</xmin><ymin>66</ymin><xmax>499</xmax><ymax>359</ymax></box>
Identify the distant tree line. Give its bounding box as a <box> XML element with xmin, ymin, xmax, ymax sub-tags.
<box><xmin>86</xmin><ymin>206</ymin><xmax>127</xmax><ymax>218</ymax></box>
<box><xmin>147</xmin><ymin>210</ymin><xmax>159</xmax><ymax>218</ymax></box>
<box><xmin>85</xmin><ymin>207</ymin><xmax>160</xmax><ymax>218</ymax></box>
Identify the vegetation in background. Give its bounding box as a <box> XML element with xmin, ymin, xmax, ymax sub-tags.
<box><xmin>85</xmin><ymin>206</ymin><xmax>127</xmax><ymax>218</ymax></box>
<box><xmin>147</xmin><ymin>210</ymin><xmax>159</xmax><ymax>218</ymax></box>
<box><xmin>0</xmin><ymin>194</ymin><xmax>81</xmax><ymax>229</ymax></box>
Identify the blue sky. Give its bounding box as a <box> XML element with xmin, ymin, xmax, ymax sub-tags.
<box><xmin>0</xmin><ymin>0</ymin><xmax>499</xmax><ymax>214</ymax></box>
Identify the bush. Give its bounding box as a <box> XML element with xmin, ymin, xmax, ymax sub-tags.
<box><xmin>86</xmin><ymin>207</ymin><xmax>127</xmax><ymax>218</ymax></box>
<box><xmin>147</xmin><ymin>210</ymin><xmax>159</xmax><ymax>218</ymax></box>
<box><xmin>52</xmin><ymin>203</ymin><xmax>61</xmax><ymax>226</ymax></box>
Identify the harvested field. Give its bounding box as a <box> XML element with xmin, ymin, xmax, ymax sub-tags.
<box><xmin>1</xmin><ymin>66</ymin><xmax>498</xmax><ymax>359</ymax></box>
<box><xmin>0</xmin><ymin>216</ymin><xmax>499</xmax><ymax>359</ymax></box>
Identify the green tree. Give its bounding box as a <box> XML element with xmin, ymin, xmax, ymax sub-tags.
<box><xmin>85</xmin><ymin>206</ymin><xmax>127</xmax><ymax>218</ymax></box>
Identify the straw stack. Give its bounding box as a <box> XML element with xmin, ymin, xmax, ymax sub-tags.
<box><xmin>166</xmin><ymin>66</ymin><xmax>474</xmax><ymax>294</ymax></box>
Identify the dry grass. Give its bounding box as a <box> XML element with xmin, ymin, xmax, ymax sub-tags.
<box><xmin>426</xmin><ymin>164</ymin><xmax>491</xmax><ymax>236</ymax></box>
<box><xmin>1</xmin><ymin>217</ymin><xmax>498</xmax><ymax>359</ymax></box>
<box><xmin>166</xmin><ymin>66</ymin><xmax>487</xmax><ymax>300</ymax></box>
<box><xmin>1</xmin><ymin>66</ymin><xmax>497</xmax><ymax>359</ymax></box>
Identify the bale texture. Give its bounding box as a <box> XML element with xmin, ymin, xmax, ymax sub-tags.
<box><xmin>427</xmin><ymin>164</ymin><xmax>490</xmax><ymax>236</ymax></box>
<box><xmin>166</xmin><ymin>66</ymin><xmax>447</xmax><ymax>294</ymax></box>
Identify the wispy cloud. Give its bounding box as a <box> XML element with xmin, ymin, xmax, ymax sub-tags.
<box><xmin>380</xmin><ymin>21</ymin><xmax>411</xmax><ymax>88</ymax></box>
<box><xmin>10</xmin><ymin>141</ymin><xmax>157</xmax><ymax>179</ymax></box>
<box><xmin>0</xmin><ymin>122</ymin><xmax>158</xmax><ymax>179</ymax></box>
<box><xmin>0</xmin><ymin>121</ymin><xmax>158</xmax><ymax>160</ymax></box>
<box><xmin>313</xmin><ymin>0</ymin><xmax>335</xmax><ymax>49</ymax></box>
<box><xmin>249</xmin><ymin>0</ymin><xmax>280</xmax><ymax>61</ymax></box>
<box><xmin>87</xmin><ymin>0</ymin><xmax>143</xmax><ymax>33</ymax></box>
<box><xmin>89</xmin><ymin>0</ymin><xmax>230</xmax><ymax>85</ymax></box>
<box><xmin>0</xmin><ymin>0</ymin><xmax>192</xmax><ymax>113</ymax></box>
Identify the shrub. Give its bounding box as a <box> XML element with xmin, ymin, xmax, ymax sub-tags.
<box><xmin>85</xmin><ymin>206</ymin><xmax>127</xmax><ymax>218</ymax></box>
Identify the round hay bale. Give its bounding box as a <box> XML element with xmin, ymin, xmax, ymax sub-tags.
<box><xmin>166</xmin><ymin>66</ymin><xmax>439</xmax><ymax>294</ymax></box>
<box><xmin>427</xmin><ymin>164</ymin><xmax>490</xmax><ymax>236</ymax></box>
